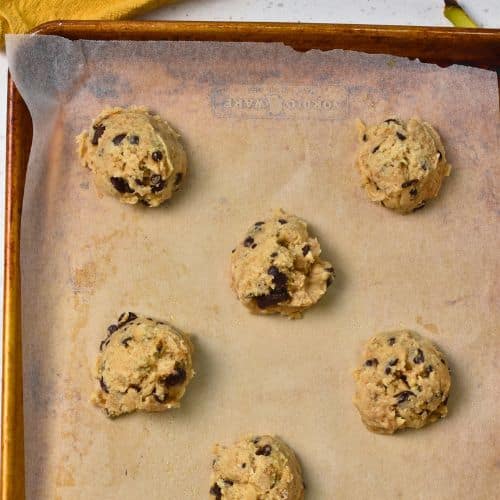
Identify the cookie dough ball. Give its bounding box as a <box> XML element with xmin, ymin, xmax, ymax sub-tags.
<box><xmin>356</xmin><ymin>118</ymin><xmax>451</xmax><ymax>214</ymax></box>
<box><xmin>231</xmin><ymin>209</ymin><xmax>335</xmax><ymax>319</ymax></box>
<box><xmin>210</xmin><ymin>435</ymin><xmax>304</xmax><ymax>500</ymax></box>
<box><xmin>92</xmin><ymin>312</ymin><xmax>194</xmax><ymax>418</ymax></box>
<box><xmin>77</xmin><ymin>107</ymin><xmax>187</xmax><ymax>207</ymax></box>
<box><xmin>353</xmin><ymin>330</ymin><xmax>451</xmax><ymax>434</ymax></box>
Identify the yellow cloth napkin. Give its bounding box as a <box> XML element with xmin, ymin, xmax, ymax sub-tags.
<box><xmin>0</xmin><ymin>0</ymin><xmax>178</xmax><ymax>49</ymax></box>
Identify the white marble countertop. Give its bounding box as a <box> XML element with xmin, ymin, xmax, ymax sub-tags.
<box><xmin>0</xmin><ymin>0</ymin><xmax>497</xmax><ymax>400</ymax></box>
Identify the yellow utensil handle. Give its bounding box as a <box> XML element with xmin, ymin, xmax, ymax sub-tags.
<box><xmin>444</xmin><ymin>0</ymin><xmax>478</xmax><ymax>28</ymax></box>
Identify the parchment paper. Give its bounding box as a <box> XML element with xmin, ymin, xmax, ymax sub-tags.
<box><xmin>6</xmin><ymin>34</ymin><xmax>499</xmax><ymax>500</ymax></box>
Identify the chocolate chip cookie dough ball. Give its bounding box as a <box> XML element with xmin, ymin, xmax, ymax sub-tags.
<box><xmin>353</xmin><ymin>330</ymin><xmax>451</xmax><ymax>434</ymax></box>
<box><xmin>92</xmin><ymin>312</ymin><xmax>194</xmax><ymax>418</ymax></box>
<box><xmin>356</xmin><ymin>118</ymin><xmax>451</xmax><ymax>214</ymax></box>
<box><xmin>230</xmin><ymin>209</ymin><xmax>335</xmax><ymax>319</ymax></box>
<box><xmin>76</xmin><ymin>107</ymin><xmax>187</xmax><ymax>207</ymax></box>
<box><xmin>210</xmin><ymin>435</ymin><xmax>304</xmax><ymax>500</ymax></box>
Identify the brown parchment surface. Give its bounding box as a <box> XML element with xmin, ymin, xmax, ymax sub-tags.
<box><xmin>5</xmin><ymin>34</ymin><xmax>500</xmax><ymax>499</ymax></box>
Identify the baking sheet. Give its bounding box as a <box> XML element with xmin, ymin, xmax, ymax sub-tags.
<box><xmin>6</xmin><ymin>34</ymin><xmax>499</xmax><ymax>499</ymax></box>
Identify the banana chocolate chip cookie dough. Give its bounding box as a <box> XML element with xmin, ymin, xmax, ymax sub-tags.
<box><xmin>353</xmin><ymin>330</ymin><xmax>451</xmax><ymax>434</ymax></box>
<box><xmin>92</xmin><ymin>313</ymin><xmax>194</xmax><ymax>418</ymax></box>
<box><xmin>210</xmin><ymin>435</ymin><xmax>304</xmax><ymax>500</ymax></box>
<box><xmin>230</xmin><ymin>209</ymin><xmax>335</xmax><ymax>318</ymax></box>
<box><xmin>355</xmin><ymin>118</ymin><xmax>451</xmax><ymax>213</ymax></box>
<box><xmin>77</xmin><ymin>106</ymin><xmax>187</xmax><ymax>207</ymax></box>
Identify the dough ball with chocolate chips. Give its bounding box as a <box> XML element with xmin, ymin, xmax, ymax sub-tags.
<box><xmin>76</xmin><ymin>107</ymin><xmax>187</xmax><ymax>207</ymax></box>
<box><xmin>353</xmin><ymin>330</ymin><xmax>451</xmax><ymax>434</ymax></box>
<box><xmin>210</xmin><ymin>435</ymin><xmax>304</xmax><ymax>500</ymax></box>
<box><xmin>92</xmin><ymin>312</ymin><xmax>194</xmax><ymax>418</ymax></box>
<box><xmin>356</xmin><ymin>118</ymin><xmax>451</xmax><ymax>214</ymax></box>
<box><xmin>230</xmin><ymin>209</ymin><xmax>335</xmax><ymax>319</ymax></box>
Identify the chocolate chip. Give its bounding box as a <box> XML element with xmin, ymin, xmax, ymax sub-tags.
<box><xmin>244</xmin><ymin>236</ymin><xmax>254</xmax><ymax>247</ymax></box>
<box><xmin>302</xmin><ymin>244</ymin><xmax>310</xmax><ymax>256</ymax></box>
<box><xmin>241</xmin><ymin>463</ymin><xmax>246</xmax><ymax>468</ymax></box>
<box><xmin>270</xmin><ymin>252</ymin><xmax>278</xmax><ymax>258</ymax></box>
<box><xmin>112</xmin><ymin>133</ymin><xmax>126</xmax><ymax>145</ymax></box>
<box><xmin>110</xmin><ymin>177</ymin><xmax>134</xmax><ymax>194</ymax></box>
<box><xmin>209</xmin><ymin>483</ymin><xmax>222</xmax><ymax>499</ymax></box>
<box><xmin>152</xmin><ymin>150</ymin><xmax>163</xmax><ymax>162</ymax></box>
<box><xmin>267</xmin><ymin>266</ymin><xmax>279</xmax><ymax>276</ymax></box>
<box><xmin>384</xmin><ymin>358</ymin><xmax>399</xmax><ymax>375</ymax></box>
<box><xmin>267</xmin><ymin>266</ymin><xmax>287</xmax><ymax>287</ymax></box>
<box><xmin>251</xmin><ymin>243</ymin><xmax>257</xmax><ymax>249</ymax></box>
<box><xmin>108</xmin><ymin>324</ymin><xmax>119</xmax><ymax>334</ymax></box>
<box><xmin>257</xmin><ymin>285</ymin><xmax>288</xmax><ymax>308</ymax></box>
<box><xmin>128</xmin><ymin>135</ymin><xmax>139</xmax><ymax>145</ymax></box>
<box><xmin>161</xmin><ymin>363</ymin><xmax>186</xmax><ymax>387</ymax></box>
<box><xmin>396</xmin><ymin>132</ymin><xmax>407</xmax><ymax>140</ymax></box>
<box><xmin>437</xmin><ymin>151</ymin><xmax>442</xmax><ymax>160</ymax></box>
<box><xmin>440</xmin><ymin>358</ymin><xmax>446</xmax><ymax>365</ymax></box>
<box><xmin>135</xmin><ymin>178</ymin><xmax>144</xmax><ymax>186</ymax></box>
<box><xmin>153</xmin><ymin>390</ymin><xmax>168</xmax><ymax>403</ymax></box>
<box><xmin>91</xmin><ymin>124</ymin><xmax>105</xmax><ymax>145</ymax></box>
<box><xmin>278</xmin><ymin>219</ymin><xmax>287</xmax><ymax>224</ymax></box>
<box><xmin>255</xmin><ymin>221</ymin><xmax>265</xmax><ymax>227</ymax></box>
<box><xmin>127</xmin><ymin>384</ymin><xmax>141</xmax><ymax>392</ymax></box>
<box><xmin>395</xmin><ymin>391</ymin><xmax>415</xmax><ymax>404</ymax></box>
<box><xmin>121</xmin><ymin>336</ymin><xmax>133</xmax><ymax>347</ymax></box>
<box><xmin>120</xmin><ymin>312</ymin><xmax>137</xmax><ymax>325</ymax></box>
<box><xmin>231</xmin><ymin>248</ymin><xmax>236</xmax><ymax>253</ymax></box>
<box><xmin>326</xmin><ymin>267</ymin><xmax>335</xmax><ymax>285</ymax></box>
<box><xmin>150</xmin><ymin>175</ymin><xmax>166</xmax><ymax>193</ymax></box>
<box><xmin>99</xmin><ymin>377</ymin><xmax>109</xmax><ymax>393</ymax></box>
<box><xmin>150</xmin><ymin>174</ymin><xmax>161</xmax><ymax>184</ymax></box>
<box><xmin>401</xmin><ymin>179</ymin><xmax>418</xmax><ymax>188</ymax></box>
<box><xmin>362</xmin><ymin>134</ymin><xmax>367</xmax><ymax>142</ymax></box>
<box><xmin>372</xmin><ymin>145</ymin><xmax>380</xmax><ymax>153</ymax></box>
<box><xmin>384</xmin><ymin>119</ymin><xmax>401</xmax><ymax>125</ymax></box>
<box><xmin>174</xmin><ymin>172</ymin><xmax>183</xmax><ymax>186</ymax></box>
<box><xmin>395</xmin><ymin>371</ymin><xmax>408</xmax><ymax>386</ymax></box>
<box><xmin>423</xmin><ymin>365</ymin><xmax>434</xmax><ymax>377</ymax></box>
<box><xmin>410</xmin><ymin>188</ymin><xmax>418</xmax><ymax>196</ymax></box>
<box><xmin>388</xmin><ymin>337</ymin><xmax>396</xmax><ymax>346</ymax></box>
<box><xmin>223</xmin><ymin>479</ymin><xmax>234</xmax><ymax>486</ymax></box>
<box><xmin>364</xmin><ymin>358</ymin><xmax>378</xmax><ymax>367</ymax></box>
<box><xmin>99</xmin><ymin>339</ymin><xmax>107</xmax><ymax>351</ymax></box>
<box><xmin>413</xmin><ymin>348</ymin><xmax>425</xmax><ymax>364</ymax></box>
<box><xmin>255</xmin><ymin>444</ymin><xmax>272</xmax><ymax>456</ymax></box>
